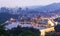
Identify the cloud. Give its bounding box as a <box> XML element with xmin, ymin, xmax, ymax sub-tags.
<box><xmin>0</xmin><ymin>0</ymin><xmax>60</xmax><ymax>7</ymax></box>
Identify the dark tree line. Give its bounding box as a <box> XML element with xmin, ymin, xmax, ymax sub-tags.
<box><xmin>0</xmin><ymin>23</ymin><xmax>40</xmax><ymax>36</ymax></box>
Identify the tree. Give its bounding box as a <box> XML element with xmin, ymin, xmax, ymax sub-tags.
<box><xmin>5</xmin><ymin>26</ymin><xmax>40</xmax><ymax>36</ymax></box>
<box><xmin>0</xmin><ymin>22</ymin><xmax>41</xmax><ymax>36</ymax></box>
<box><xmin>0</xmin><ymin>23</ymin><xmax>6</xmax><ymax>36</ymax></box>
<box><xmin>45</xmin><ymin>32</ymin><xmax>57</xmax><ymax>36</ymax></box>
<box><xmin>54</xmin><ymin>24</ymin><xmax>60</xmax><ymax>32</ymax></box>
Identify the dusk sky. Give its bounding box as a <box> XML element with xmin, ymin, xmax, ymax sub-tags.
<box><xmin>0</xmin><ymin>0</ymin><xmax>60</xmax><ymax>7</ymax></box>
